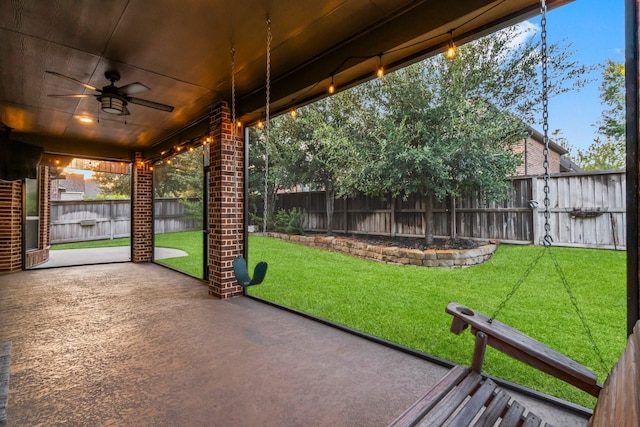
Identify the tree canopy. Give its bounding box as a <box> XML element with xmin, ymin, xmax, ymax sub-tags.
<box><xmin>577</xmin><ymin>59</ymin><xmax>625</xmax><ymax>171</ymax></box>
<box><xmin>249</xmin><ymin>24</ymin><xmax>591</xmax><ymax>242</ymax></box>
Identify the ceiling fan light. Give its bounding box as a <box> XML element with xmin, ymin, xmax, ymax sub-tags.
<box><xmin>100</xmin><ymin>95</ymin><xmax>124</xmax><ymax>114</ymax></box>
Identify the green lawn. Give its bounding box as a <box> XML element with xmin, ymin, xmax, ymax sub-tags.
<box><xmin>153</xmin><ymin>231</ymin><xmax>204</xmax><ymax>278</ymax></box>
<box><xmin>51</xmin><ymin>237</ymin><xmax>131</xmax><ymax>249</ymax></box>
<box><xmin>246</xmin><ymin>235</ymin><xmax>626</xmax><ymax>408</ymax></box>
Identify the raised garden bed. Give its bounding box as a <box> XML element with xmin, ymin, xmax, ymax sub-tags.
<box><xmin>264</xmin><ymin>232</ymin><xmax>497</xmax><ymax>267</ymax></box>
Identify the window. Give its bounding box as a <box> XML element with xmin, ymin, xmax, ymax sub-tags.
<box><xmin>25</xmin><ymin>176</ymin><xmax>40</xmax><ymax>251</ymax></box>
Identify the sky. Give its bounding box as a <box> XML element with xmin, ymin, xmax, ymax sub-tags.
<box><xmin>539</xmin><ymin>0</ymin><xmax>625</xmax><ymax>150</ymax></box>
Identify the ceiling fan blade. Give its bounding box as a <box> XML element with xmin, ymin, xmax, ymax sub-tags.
<box><xmin>128</xmin><ymin>97</ymin><xmax>174</xmax><ymax>112</ymax></box>
<box><xmin>118</xmin><ymin>82</ymin><xmax>149</xmax><ymax>95</ymax></box>
<box><xmin>45</xmin><ymin>71</ymin><xmax>98</xmax><ymax>92</ymax></box>
<box><xmin>48</xmin><ymin>94</ymin><xmax>93</xmax><ymax>98</ymax></box>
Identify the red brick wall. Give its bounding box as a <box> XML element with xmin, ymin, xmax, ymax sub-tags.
<box><xmin>0</xmin><ymin>180</ymin><xmax>23</xmax><ymax>272</ymax></box>
<box><xmin>207</xmin><ymin>100</ymin><xmax>244</xmax><ymax>298</ymax></box>
<box><xmin>515</xmin><ymin>136</ymin><xmax>562</xmax><ymax>176</ymax></box>
<box><xmin>132</xmin><ymin>152</ymin><xmax>153</xmax><ymax>262</ymax></box>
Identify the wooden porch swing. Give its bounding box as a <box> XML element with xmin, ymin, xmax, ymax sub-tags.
<box><xmin>390</xmin><ymin>303</ymin><xmax>639</xmax><ymax>426</ymax></box>
<box><xmin>390</xmin><ymin>1</ymin><xmax>639</xmax><ymax>425</ymax></box>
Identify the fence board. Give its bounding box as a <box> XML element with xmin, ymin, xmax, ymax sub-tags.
<box><xmin>276</xmin><ymin>171</ymin><xmax>626</xmax><ymax>249</ymax></box>
<box><xmin>50</xmin><ymin>198</ymin><xmax>201</xmax><ymax>243</ymax></box>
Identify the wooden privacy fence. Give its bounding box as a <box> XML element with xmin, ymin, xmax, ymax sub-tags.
<box><xmin>50</xmin><ymin>198</ymin><xmax>201</xmax><ymax>243</ymax></box>
<box><xmin>275</xmin><ymin>171</ymin><xmax>626</xmax><ymax>250</ymax></box>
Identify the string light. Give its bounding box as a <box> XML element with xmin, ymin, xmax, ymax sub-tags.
<box><xmin>290</xmin><ymin>108</ymin><xmax>298</xmax><ymax>118</ymax></box>
<box><xmin>446</xmin><ymin>30</ymin><xmax>456</xmax><ymax>59</ymax></box>
<box><xmin>328</xmin><ymin>75</ymin><xmax>335</xmax><ymax>94</ymax></box>
<box><xmin>257</xmin><ymin>120</ymin><xmax>264</xmax><ymax>129</ymax></box>
<box><xmin>376</xmin><ymin>55</ymin><xmax>384</xmax><ymax>78</ymax></box>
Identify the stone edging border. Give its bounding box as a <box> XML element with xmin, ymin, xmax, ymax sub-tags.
<box><xmin>263</xmin><ymin>232</ymin><xmax>497</xmax><ymax>267</ymax></box>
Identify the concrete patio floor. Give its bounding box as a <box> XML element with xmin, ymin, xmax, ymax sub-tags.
<box><xmin>0</xmin><ymin>263</ymin><xmax>589</xmax><ymax>426</ymax></box>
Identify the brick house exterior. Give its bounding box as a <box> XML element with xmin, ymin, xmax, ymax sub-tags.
<box><xmin>513</xmin><ymin>127</ymin><xmax>579</xmax><ymax>176</ymax></box>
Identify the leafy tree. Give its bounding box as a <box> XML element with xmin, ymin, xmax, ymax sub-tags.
<box><xmin>578</xmin><ymin>137</ymin><xmax>625</xmax><ymax>171</ymax></box>
<box><xmin>154</xmin><ymin>147</ymin><xmax>205</xmax><ymax>224</ymax></box>
<box><xmin>153</xmin><ymin>146</ymin><xmax>204</xmax><ymax>198</ymax></box>
<box><xmin>249</xmin><ymin>90</ymin><xmax>364</xmax><ymax>232</ymax></box>
<box><xmin>249</xmin><ymin>24</ymin><xmax>591</xmax><ymax>243</ymax></box>
<box><xmin>349</xmin><ymin>25</ymin><xmax>590</xmax><ymax>243</ymax></box>
<box><xmin>577</xmin><ymin>60</ymin><xmax>625</xmax><ymax>171</ymax></box>
<box><xmin>92</xmin><ymin>171</ymin><xmax>131</xmax><ymax>198</ymax></box>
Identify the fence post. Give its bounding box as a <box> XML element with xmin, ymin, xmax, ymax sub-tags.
<box><xmin>451</xmin><ymin>197</ymin><xmax>457</xmax><ymax>239</ymax></box>
<box><xmin>531</xmin><ymin>176</ymin><xmax>540</xmax><ymax>245</ymax></box>
<box><xmin>109</xmin><ymin>199</ymin><xmax>114</xmax><ymax>240</ymax></box>
<box><xmin>344</xmin><ymin>196</ymin><xmax>348</xmax><ymax>233</ymax></box>
<box><xmin>391</xmin><ymin>196</ymin><xmax>396</xmax><ymax>237</ymax></box>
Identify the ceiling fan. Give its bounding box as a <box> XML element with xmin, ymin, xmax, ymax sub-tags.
<box><xmin>46</xmin><ymin>70</ymin><xmax>174</xmax><ymax>115</ymax></box>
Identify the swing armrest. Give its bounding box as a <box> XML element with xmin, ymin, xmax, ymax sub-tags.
<box><xmin>446</xmin><ymin>302</ymin><xmax>602</xmax><ymax>398</ymax></box>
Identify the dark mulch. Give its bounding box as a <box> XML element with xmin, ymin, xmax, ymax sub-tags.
<box><xmin>307</xmin><ymin>232</ymin><xmax>480</xmax><ymax>251</ymax></box>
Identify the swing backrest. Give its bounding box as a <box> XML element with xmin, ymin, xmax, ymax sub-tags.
<box><xmin>446</xmin><ymin>302</ymin><xmax>602</xmax><ymax>397</ymax></box>
<box><xmin>588</xmin><ymin>319</ymin><xmax>640</xmax><ymax>426</ymax></box>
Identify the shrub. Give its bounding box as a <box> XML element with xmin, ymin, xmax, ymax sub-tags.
<box><xmin>275</xmin><ymin>208</ymin><xmax>306</xmax><ymax>235</ymax></box>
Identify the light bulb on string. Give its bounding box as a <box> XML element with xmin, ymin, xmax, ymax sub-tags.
<box><xmin>290</xmin><ymin>108</ymin><xmax>297</xmax><ymax>118</ymax></box>
<box><xmin>257</xmin><ymin>120</ymin><xmax>264</xmax><ymax>129</ymax></box>
<box><xmin>446</xmin><ymin>30</ymin><xmax>456</xmax><ymax>59</ymax></box>
<box><xmin>376</xmin><ymin>55</ymin><xmax>384</xmax><ymax>78</ymax></box>
<box><xmin>328</xmin><ymin>75</ymin><xmax>335</xmax><ymax>94</ymax></box>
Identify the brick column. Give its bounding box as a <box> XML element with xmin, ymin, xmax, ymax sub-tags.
<box><xmin>0</xmin><ymin>180</ymin><xmax>22</xmax><ymax>272</ymax></box>
<box><xmin>207</xmin><ymin>100</ymin><xmax>244</xmax><ymax>298</ymax></box>
<box><xmin>132</xmin><ymin>152</ymin><xmax>153</xmax><ymax>262</ymax></box>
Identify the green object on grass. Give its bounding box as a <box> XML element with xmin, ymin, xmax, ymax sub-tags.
<box><xmin>233</xmin><ymin>257</ymin><xmax>268</xmax><ymax>287</ymax></box>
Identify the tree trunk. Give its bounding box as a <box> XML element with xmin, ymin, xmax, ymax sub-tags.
<box><xmin>326</xmin><ymin>187</ymin><xmax>335</xmax><ymax>234</ymax></box>
<box><xmin>424</xmin><ymin>192</ymin><xmax>434</xmax><ymax>245</ymax></box>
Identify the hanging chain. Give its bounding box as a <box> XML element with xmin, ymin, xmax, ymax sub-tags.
<box><xmin>540</xmin><ymin>0</ymin><xmax>553</xmax><ymax>247</ymax></box>
<box><xmin>490</xmin><ymin>246</ymin><xmax>547</xmax><ymax>322</ymax></box>
<box><xmin>263</xmin><ymin>17</ymin><xmax>272</xmax><ymax>235</ymax></box>
<box><xmin>231</xmin><ymin>47</ymin><xmax>241</xmax><ymax>257</ymax></box>
<box><xmin>491</xmin><ymin>0</ymin><xmax>609</xmax><ymax>375</ymax></box>
<box><xmin>548</xmin><ymin>251</ymin><xmax>608</xmax><ymax>372</ymax></box>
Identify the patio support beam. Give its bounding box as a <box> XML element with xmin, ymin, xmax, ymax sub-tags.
<box><xmin>207</xmin><ymin>100</ymin><xmax>244</xmax><ymax>299</ymax></box>
<box><xmin>132</xmin><ymin>152</ymin><xmax>154</xmax><ymax>263</ymax></box>
<box><xmin>626</xmin><ymin>0</ymin><xmax>640</xmax><ymax>335</ymax></box>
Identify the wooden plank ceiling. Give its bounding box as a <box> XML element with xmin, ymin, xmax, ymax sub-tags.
<box><xmin>0</xmin><ymin>0</ymin><xmax>570</xmax><ymax>161</ymax></box>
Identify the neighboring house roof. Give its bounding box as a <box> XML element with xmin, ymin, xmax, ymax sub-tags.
<box><xmin>60</xmin><ymin>173</ymin><xmax>86</xmax><ymax>193</ymax></box>
<box><xmin>527</xmin><ymin>126</ymin><xmax>568</xmax><ymax>155</ymax></box>
<box><xmin>527</xmin><ymin>126</ymin><xmax>583</xmax><ymax>173</ymax></box>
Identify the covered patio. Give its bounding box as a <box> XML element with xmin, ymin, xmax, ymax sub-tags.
<box><xmin>0</xmin><ymin>263</ymin><xmax>587</xmax><ymax>425</ymax></box>
<box><xmin>1</xmin><ymin>0</ymin><xmax>640</xmax><ymax>424</ymax></box>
